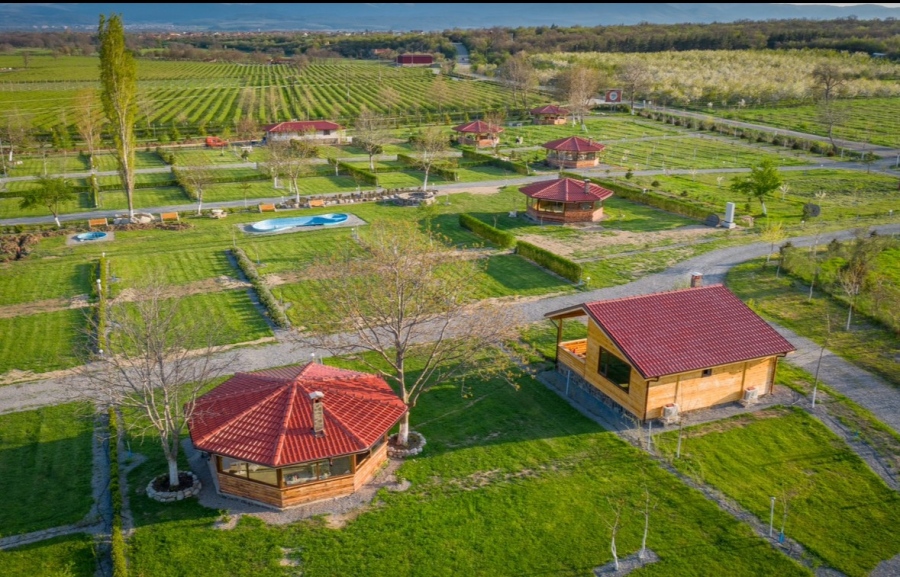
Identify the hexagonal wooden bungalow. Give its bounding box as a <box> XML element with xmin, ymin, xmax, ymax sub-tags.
<box><xmin>530</xmin><ymin>104</ymin><xmax>570</xmax><ymax>125</ymax></box>
<box><xmin>519</xmin><ymin>177</ymin><xmax>613</xmax><ymax>223</ymax></box>
<box><xmin>452</xmin><ymin>120</ymin><xmax>503</xmax><ymax>148</ymax></box>
<box><xmin>545</xmin><ymin>284</ymin><xmax>795</xmax><ymax>422</ymax></box>
<box><xmin>188</xmin><ymin>363</ymin><xmax>406</xmax><ymax>509</ymax></box>
<box><xmin>543</xmin><ymin>135</ymin><xmax>605</xmax><ymax>168</ymax></box>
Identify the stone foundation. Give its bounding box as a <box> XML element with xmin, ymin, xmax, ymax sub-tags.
<box><xmin>146</xmin><ymin>471</ymin><xmax>202</xmax><ymax>503</ymax></box>
<box><xmin>388</xmin><ymin>431</ymin><xmax>427</xmax><ymax>458</ymax></box>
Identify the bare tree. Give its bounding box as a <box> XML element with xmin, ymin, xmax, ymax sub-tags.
<box><xmin>0</xmin><ymin>110</ymin><xmax>33</xmax><ymax>174</ymax></box>
<box><xmin>555</xmin><ymin>65</ymin><xmax>601</xmax><ymax>130</ymax></box>
<box><xmin>354</xmin><ymin>108</ymin><xmax>391</xmax><ymax>171</ymax></box>
<box><xmin>607</xmin><ymin>497</ymin><xmax>625</xmax><ymax>571</ymax></box>
<box><xmin>497</xmin><ymin>51</ymin><xmax>537</xmax><ymax>110</ymax></box>
<box><xmin>266</xmin><ymin>138</ymin><xmax>315</xmax><ymax>204</ymax></box>
<box><xmin>80</xmin><ymin>276</ymin><xmax>234</xmax><ymax>488</ymax></box>
<box><xmin>412</xmin><ymin>125</ymin><xmax>448</xmax><ymax>190</ymax></box>
<box><xmin>811</xmin><ymin>63</ymin><xmax>846</xmax><ymax>104</ymax></box>
<box><xmin>617</xmin><ymin>58</ymin><xmax>652</xmax><ymax>112</ymax></box>
<box><xmin>74</xmin><ymin>89</ymin><xmax>104</xmax><ymax>171</ymax></box>
<box><xmin>816</xmin><ymin>100</ymin><xmax>849</xmax><ymax>151</ymax></box>
<box><xmin>638</xmin><ymin>479</ymin><xmax>659</xmax><ymax>561</ymax></box>
<box><xmin>235</xmin><ymin>116</ymin><xmax>259</xmax><ymax>142</ymax></box>
<box><xmin>175</xmin><ymin>157</ymin><xmax>215</xmax><ymax>215</ymax></box>
<box><xmin>299</xmin><ymin>220</ymin><xmax>519</xmax><ymax>446</ymax></box>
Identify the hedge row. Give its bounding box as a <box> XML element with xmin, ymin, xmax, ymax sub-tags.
<box><xmin>230</xmin><ymin>248</ymin><xmax>290</xmax><ymax>329</ymax></box>
<box><xmin>95</xmin><ymin>256</ymin><xmax>109</xmax><ymax>353</ymax></box>
<box><xmin>461</xmin><ymin>148</ymin><xmax>530</xmax><ymax>175</ymax></box>
<box><xmin>560</xmin><ymin>171</ymin><xmax>711</xmax><ymax>221</ymax></box>
<box><xmin>328</xmin><ymin>158</ymin><xmax>377</xmax><ymax>185</ymax></box>
<box><xmin>397</xmin><ymin>153</ymin><xmax>460</xmax><ymax>181</ymax></box>
<box><xmin>108</xmin><ymin>407</ymin><xmax>128</xmax><ymax>577</ymax></box>
<box><xmin>516</xmin><ymin>240</ymin><xmax>583</xmax><ymax>283</ymax></box>
<box><xmin>458</xmin><ymin>214</ymin><xmax>516</xmax><ymax>248</ymax></box>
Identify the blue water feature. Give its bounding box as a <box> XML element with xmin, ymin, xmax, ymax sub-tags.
<box><xmin>249</xmin><ymin>213</ymin><xmax>349</xmax><ymax>233</ymax></box>
<box><xmin>75</xmin><ymin>232</ymin><xmax>108</xmax><ymax>241</ymax></box>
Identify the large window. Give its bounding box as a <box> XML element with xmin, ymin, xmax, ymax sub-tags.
<box><xmin>219</xmin><ymin>455</ymin><xmax>353</xmax><ymax>488</ymax></box>
<box><xmin>537</xmin><ymin>200</ymin><xmax>565</xmax><ymax>213</ymax></box>
<box><xmin>598</xmin><ymin>348</ymin><xmax>631</xmax><ymax>392</ymax></box>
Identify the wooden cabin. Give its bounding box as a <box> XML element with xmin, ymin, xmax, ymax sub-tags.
<box><xmin>263</xmin><ymin>121</ymin><xmax>346</xmax><ymax>144</ymax></box>
<box><xmin>530</xmin><ymin>104</ymin><xmax>569</xmax><ymax>125</ymax></box>
<box><xmin>188</xmin><ymin>363</ymin><xmax>406</xmax><ymax>509</ymax></box>
<box><xmin>544</xmin><ymin>284</ymin><xmax>795</xmax><ymax>422</ymax></box>
<box><xmin>452</xmin><ymin>120</ymin><xmax>503</xmax><ymax>148</ymax></box>
<box><xmin>519</xmin><ymin>177</ymin><xmax>613</xmax><ymax>223</ymax></box>
<box><xmin>543</xmin><ymin>136</ymin><xmax>605</xmax><ymax>168</ymax></box>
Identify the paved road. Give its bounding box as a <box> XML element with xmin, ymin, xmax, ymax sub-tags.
<box><xmin>2</xmin><ymin>224</ymin><xmax>899</xmax><ymax>437</ymax></box>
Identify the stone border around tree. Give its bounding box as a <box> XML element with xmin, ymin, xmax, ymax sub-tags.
<box><xmin>387</xmin><ymin>431</ymin><xmax>426</xmax><ymax>458</ymax></box>
<box><xmin>146</xmin><ymin>471</ymin><xmax>202</xmax><ymax>503</ymax></box>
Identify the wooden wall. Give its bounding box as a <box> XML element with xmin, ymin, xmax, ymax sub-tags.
<box><xmin>581</xmin><ymin>319</ymin><xmax>648</xmax><ymax>418</ymax></box>
<box><xmin>354</xmin><ymin>442</ymin><xmax>388</xmax><ymax>490</ymax></box>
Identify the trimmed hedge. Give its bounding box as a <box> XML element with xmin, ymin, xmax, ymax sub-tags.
<box><xmin>108</xmin><ymin>407</ymin><xmax>128</xmax><ymax>577</ymax></box>
<box><xmin>397</xmin><ymin>153</ymin><xmax>459</xmax><ymax>181</ymax></box>
<box><xmin>516</xmin><ymin>240</ymin><xmax>582</xmax><ymax>283</ymax></box>
<box><xmin>328</xmin><ymin>158</ymin><xmax>377</xmax><ymax>185</ymax></box>
<box><xmin>95</xmin><ymin>257</ymin><xmax>109</xmax><ymax>352</ymax></box>
<box><xmin>459</xmin><ymin>214</ymin><xmax>516</xmax><ymax>248</ymax></box>
<box><xmin>230</xmin><ymin>248</ymin><xmax>290</xmax><ymax>329</ymax></box>
<box><xmin>461</xmin><ymin>148</ymin><xmax>530</xmax><ymax>175</ymax></box>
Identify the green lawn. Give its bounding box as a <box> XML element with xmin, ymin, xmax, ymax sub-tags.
<box><xmin>726</xmin><ymin>258</ymin><xmax>900</xmax><ymax>387</ymax></box>
<box><xmin>171</xmin><ymin>290</ymin><xmax>273</xmax><ymax>345</ymax></box>
<box><xmin>0</xmin><ymin>258</ymin><xmax>93</xmax><ymax>306</ymax></box>
<box><xmin>124</xmin><ymin>354</ymin><xmax>809</xmax><ymax>577</ymax></box>
<box><xmin>0</xmin><ymin>309</ymin><xmax>86</xmax><ymax>375</ymax></box>
<box><xmin>0</xmin><ymin>403</ymin><xmax>94</xmax><ymax>536</ymax></box>
<box><xmin>0</xmin><ymin>534</ymin><xmax>97</xmax><ymax>577</ymax></box>
<box><xmin>98</xmin><ymin>186</ymin><xmax>189</xmax><ymax>211</ymax></box>
<box><xmin>657</xmin><ymin>407</ymin><xmax>900</xmax><ymax>577</ymax></box>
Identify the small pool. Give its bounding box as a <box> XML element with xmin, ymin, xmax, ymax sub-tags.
<box><xmin>250</xmin><ymin>213</ymin><xmax>349</xmax><ymax>233</ymax></box>
<box><xmin>75</xmin><ymin>232</ymin><xmax>108</xmax><ymax>242</ymax></box>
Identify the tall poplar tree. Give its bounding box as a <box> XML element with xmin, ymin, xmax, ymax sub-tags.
<box><xmin>98</xmin><ymin>14</ymin><xmax>137</xmax><ymax>219</ymax></box>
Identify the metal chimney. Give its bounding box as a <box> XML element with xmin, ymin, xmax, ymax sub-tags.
<box><xmin>309</xmin><ymin>391</ymin><xmax>325</xmax><ymax>436</ymax></box>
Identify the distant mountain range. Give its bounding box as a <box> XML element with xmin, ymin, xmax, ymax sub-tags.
<box><xmin>2</xmin><ymin>3</ymin><xmax>899</xmax><ymax>31</ymax></box>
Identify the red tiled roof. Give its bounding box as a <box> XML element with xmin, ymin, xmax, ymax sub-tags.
<box><xmin>542</xmin><ymin>135</ymin><xmax>606</xmax><ymax>152</ymax></box>
<box><xmin>263</xmin><ymin>121</ymin><xmax>342</xmax><ymax>133</ymax></box>
<box><xmin>188</xmin><ymin>363</ymin><xmax>406</xmax><ymax>467</ymax></box>
<box><xmin>452</xmin><ymin>120</ymin><xmax>503</xmax><ymax>134</ymax></box>
<box><xmin>562</xmin><ymin>285</ymin><xmax>795</xmax><ymax>379</ymax></box>
<box><xmin>519</xmin><ymin>178</ymin><xmax>613</xmax><ymax>203</ymax></box>
<box><xmin>530</xmin><ymin>104</ymin><xmax>569</xmax><ymax>115</ymax></box>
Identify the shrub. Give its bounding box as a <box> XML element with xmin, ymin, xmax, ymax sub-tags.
<box><xmin>231</xmin><ymin>248</ymin><xmax>290</xmax><ymax>328</ymax></box>
<box><xmin>461</xmin><ymin>148</ymin><xmax>530</xmax><ymax>175</ymax></box>
<box><xmin>108</xmin><ymin>407</ymin><xmax>128</xmax><ymax>577</ymax></box>
<box><xmin>459</xmin><ymin>214</ymin><xmax>516</xmax><ymax>248</ymax></box>
<box><xmin>516</xmin><ymin>241</ymin><xmax>582</xmax><ymax>283</ymax></box>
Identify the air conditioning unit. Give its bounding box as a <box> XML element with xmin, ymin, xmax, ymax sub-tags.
<box><xmin>741</xmin><ymin>387</ymin><xmax>759</xmax><ymax>406</ymax></box>
<box><xmin>663</xmin><ymin>403</ymin><xmax>679</xmax><ymax>419</ymax></box>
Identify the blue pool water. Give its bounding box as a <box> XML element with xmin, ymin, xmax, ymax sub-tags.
<box><xmin>250</xmin><ymin>213</ymin><xmax>349</xmax><ymax>232</ymax></box>
<box><xmin>75</xmin><ymin>232</ymin><xmax>108</xmax><ymax>241</ymax></box>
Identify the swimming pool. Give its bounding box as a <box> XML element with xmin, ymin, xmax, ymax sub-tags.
<box><xmin>75</xmin><ymin>232</ymin><xmax>108</xmax><ymax>242</ymax></box>
<box><xmin>249</xmin><ymin>213</ymin><xmax>349</xmax><ymax>233</ymax></box>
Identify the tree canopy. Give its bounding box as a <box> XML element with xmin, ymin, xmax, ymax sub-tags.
<box><xmin>730</xmin><ymin>160</ymin><xmax>783</xmax><ymax>216</ymax></box>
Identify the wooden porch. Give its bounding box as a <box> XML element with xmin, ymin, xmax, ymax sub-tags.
<box><xmin>557</xmin><ymin>339</ymin><xmax>587</xmax><ymax>377</ymax></box>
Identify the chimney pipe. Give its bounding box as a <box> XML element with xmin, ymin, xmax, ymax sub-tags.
<box><xmin>584</xmin><ymin>179</ymin><xmax>591</xmax><ymax>193</ymax></box>
<box><xmin>309</xmin><ymin>391</ymin><xmax>325</xmax><ymax>436</ymax></box>
<box><xmin>690</xmin><ymin>272</ymin><xmax>703</xmax><ymax>288</ymax></box>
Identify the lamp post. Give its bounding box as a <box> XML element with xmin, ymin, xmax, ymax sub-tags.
<box><xmin>96</xmin><ymin>278</ymin><xmax>102</xmax><ymax>299</ymax></box>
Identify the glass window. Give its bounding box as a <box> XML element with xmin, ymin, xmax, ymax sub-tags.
<box><xmin>282</xmin><ymin>463</ymin><xmax>317</xmax><ymax>486</ymax></box>
<box><xmin>598</xmin><ymin>348</ymin><xmax>631</xmax><ymax>392</ymax></box>
<box><xmin>332</xmin><ymin>456</ymin><xmax>352</xmax><ymax>477</ymax></box>
<box><xmin>702</xmin><ymin>368</ymin><xmax>713</xmax><ymax>378</ymax></box>
<box><xmin>220</xmin><ymin>456</ymin><xmax>248</xmax><ymax>477</ymax></box>
<box><xmin>247</xmin><ymin>463</ymin><xmax>278</xmax><ymax>486</ymax></box>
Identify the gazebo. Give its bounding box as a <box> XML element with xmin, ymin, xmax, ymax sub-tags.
<box><xmin>188</xmin><ymin>363</ymin><xmax>406</xmax><ymax>509</ymax></box>
<box><xmin>519</xmin><ymin>178</ymin><xmax>614</xmax><ymax>223</ymax></box>
<box><xmin>543</xmin><ymin>136</ymin><xmax>606</xmax><ymax>169</ymax></box>
<box><xmin>452</xmin><ymin>120</ymin><xmax>503</xmax><ymax>148</ymax></box>
<box><xmin>530</xmin><ymin>104</ymin><xmax>570</xmax><ymax>125</ymax></box>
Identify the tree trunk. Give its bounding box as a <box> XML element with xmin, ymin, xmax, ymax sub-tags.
<box><xmin>760</xmin><ymin>200</ymin><xmax>767</xmax><ymax>217</ymax></box>
<box><xmin>397</xmin><ymin>411</ymin><xmax>410</xmax><ymax>446</ymax></box>
<box><xmin>168</xmin><ymin>457</ymin><xmax>180</xmax><ymax>488</ymax></box>
<box><xmin>422</xmin><ymin>167</ymin><xmax>430</xmax><ymax>191</ymax></box>
<box><xmin>197</xmin><ymin>192</ymin><xmax>203</xmax><ymax>216</ymax></box>
<box><xmin>846</xmin><ymin>302</ymin><xmax>853</xmax><ymax>331</ymax></box>
<box><xmin>53</xmin><ymin>214</ymin><xmax>61</xmax><ymax>228</ymax></box>
<box><xmin>611</xmin><ymin>535</ymin><xmax>618</xmax><ymax>570</ymax></box>
<box><xmin>640</xmin><ymin>512</ymin><xmax>649</xmax><ymax>560</ymax></box>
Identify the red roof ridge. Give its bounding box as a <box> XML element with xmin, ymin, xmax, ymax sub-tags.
<box><xmin>191</xmin><ymin>383</ymin><xmax>286</xmax><ymax>447</ymax></box>
<box><xmin>271</xmin><ymin>379</ymin><xmax>298</xmax><ymax>466</ymax></box>
<box><xmin>584</xmin><ymin>283</ymin><xmax>727</xmax><ymax>307</ymax></box>
<box><xmin>320</xmin><ymin>404</ymin><xmax>369</xmax><ymax>449</ymax></box>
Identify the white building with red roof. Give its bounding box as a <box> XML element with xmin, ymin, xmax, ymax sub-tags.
<box><xmin>452</xmin><ymin>120</ymin><xmax>503</xmax><ymax>148</ymax></box>
<box><xmin>519</xmin><ymin>177</ymin><xmax>613</xmax><ymax>223</ymax></box>
<box><xmin>262</xmin><ymin>120</ymin><xmax>346</xmax><ymax>144</ymax></box>
<box><xmin>542</xmin><ymin>135</ymin><xmax>606</xmax><ymax>168</ymax></box>
<box><xmin>530</xmin><ymin>104</ymin><xmax>570</xmax><ymax>125</ymax></box>
<box><xmin>188</xmin><ymin>362</ymin><xmax>405</xmax><ymax>509</ymax></box>
<box><xmin>544</xmin><ymin>284</ymin><xmax>795</xmax><ymax>421</ymax></box>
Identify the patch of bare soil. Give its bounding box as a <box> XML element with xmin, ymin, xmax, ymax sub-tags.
<box><xmin>681</xmin><ymin>406</ymin><xmax>791</xmax><ymax>438</ymax></box>
<box><xmin>112</xmin><ymin>277</ymin><xmax>249</xmax><ymax>302</ymax></box>
<box><xmin>519</xmin><ymin>225</ymin><xmax>718</xmax><ymax>259</ymax></box>
<box><xmin>0</xmin><ymin>297</ymin><xmax>75</xmax><ymax>318</ymax></box>
<box><xmin>459</xmin><ymin>186</ymin><xmax>503</xmax><ymax>196</ymax></box>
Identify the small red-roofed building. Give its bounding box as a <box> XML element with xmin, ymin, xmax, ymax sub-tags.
<box><xmin>530</xmin><ymin>104</ymin><xmax>569</xmax><ymax>125</ymax></box>
<box><xmin>396</xmin><ymin>53</ymin><xmax>434</xmax><ymax>66</ymax></box>
<box><xmin>262</xmin><ymin>120</ymin><xmax>346</xmax><ymax>144</ymax></box>
<box><xmin>544</xmin><ymin>284</ymin><xmax>795</xmax><ymax>421</ymax></box>
<box><xmin>519</xmin><ymin>177</ymin><xmax>613</xmax><ymax>223</ymax></box>
<box><xmin>452</xmin><ymin>120</ymin><xmax>503</xmax><ymax>148</ymax></box>
<box><xmin>542</xmin><ymin>135</ymin><xmax>606</xmax><ymax>168</ymax></box>
<box><xmin>188</xmin><ymin>362</ymin><xmax>406</xmax><ymax>509</ymax></box>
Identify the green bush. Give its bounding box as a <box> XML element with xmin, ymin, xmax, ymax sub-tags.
<box><xmin>459</xmin><ymin>214</ymin><xmax>516</xmax><ymax>248</ymax></box>
<box><xmin>562</xmin><ymin>173</ymin><xmax>709</xmax><ymax>222</ymax></box>
<box><xmin>108</xmin><ymin>407</ymin><xmax>128</xmax><ymax>577</ymax></box>
<box><xmin>461</xmin><ymin>148</ymin><xmax>530</xmax><ymax>175</ymax></box>
<box><xmin>516</xmin><ymin>241</ymin><xmax>582</xmax><ymax>283</ymax></box>
<box><xmin>328</xmin><ymin>158</ymin><xmax>377</xmax><ymax>185</ymax></box>
<box><xmin>231</xmin><ymin>248</ymin><xmax>290</xmax><ymax>328</ymax></box>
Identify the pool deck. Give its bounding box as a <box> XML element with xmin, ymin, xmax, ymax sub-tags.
<box><xmin>238</xmin><ymin>213</ymin><xmax>367</xmax><ymax>235</ymax></box>
<box><xmin>66</xmin><ymin>231</ymin><xmax>116</xmax><ymax>246</ymax></box>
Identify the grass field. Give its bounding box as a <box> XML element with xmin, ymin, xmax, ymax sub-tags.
<box><xmin>657</xmin><ymin>407</ymin><xmax>900</xmax><ymax>576</ymax></box>
<box><xmin>0</xmin><ymin>309</ymin><xmax>87</xmax><ymax>375</ymax></box>
<box><xmin>122</xmin><ymin>353</ymin><xmax>809</xmax><ymax>577</ymax></box>
<box><xmin>0</xmin><ymin>534</ymin><xmax>97</xmax><ymax>577</ymax></box>
<box><xmin>0</xmin><ymin>258</ymin><xmax>93</xmax><ymax>306</ymax></box>
<box><xmin>0</xmin><ymin>403</ymin><xmax>94</xmax><ymax>537</ymax></box>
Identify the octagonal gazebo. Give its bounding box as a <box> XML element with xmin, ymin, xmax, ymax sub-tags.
<box><xmin>530</xmin><ymin>104</ymin><xmax>570</xmax><ymax>125</ymax></box>
<box><xmin>520</xmin><ymin>177</ymin><xmax>614</xmax><ymax>223</ymax></box>
<box><xmin>543</xmin><ymin>136</ymin><xmax>606</xmax><ymax>169</ymax></box>
<box><xmin>452</xmin><ymin>120</ymin><xmax>503</xmax><ymax>148</ymax></box>
<box><xmin>188</xmin><ymin>363</ymin><xmax>406</xmax><ymax>509</ymax></box>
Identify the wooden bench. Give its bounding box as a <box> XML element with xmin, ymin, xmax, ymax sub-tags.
<box><xmin>88</xmin><ymin>218</ymin><xmax>108</xmax><ymax>229</ymax></box>
<box><xmin>258</xmin><ymin>204</ymin><xmax>277</xmax><ymax>213</ymax></box>
<box><xmin>210</xmin><ymin>209</ymin><xmax>227</xmax><ymax>219</ymax></box>
<box><xmin>160</xmin><ymin>212</ymin><xmax>180</xmax><ymax>222</ymax></box>
<box><xmin>307</xmin><ymin>199</ymin><xmax>325</xmax><ymax>208</ymax></box>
